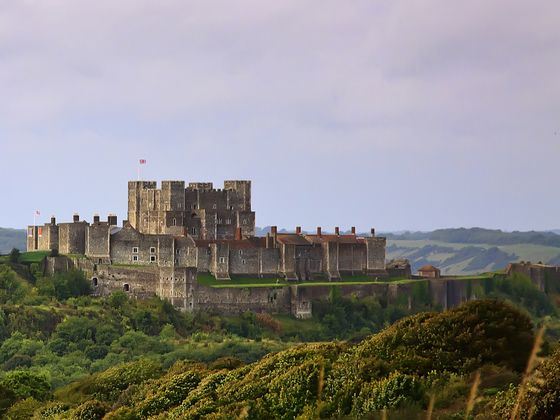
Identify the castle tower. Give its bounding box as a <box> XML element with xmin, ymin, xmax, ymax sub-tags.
<box><xmin>128</xmin><ymin>181</ymin><xmax>157</xmax><ymax>230</ymax></box>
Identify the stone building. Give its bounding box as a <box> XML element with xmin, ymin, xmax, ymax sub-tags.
<box><xmin>27</xmin><ymin>179</ymin><xmax>387</xmax><ymax>311</ymax></box>
<box><xmin>418</xmin><ymin>264</ymin><xmax>441</xmax><ymax>279</ymax></box>
<box><xmin>127</xmin><ymin>180</ymin><xmax>255</xmax><ymax>239</ymax></box>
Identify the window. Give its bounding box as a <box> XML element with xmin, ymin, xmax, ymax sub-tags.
<box><xmin>92</xmin><ymin>278</ymin><xmax>98</xmax><ymax>287</ymax></box>
<box><xmin>176</xmin><ymin>249</ymin><xmax>180</xmax><ymax>254</ymax></box>
<box><xmin>218</xmin><ymin>218</ymin><xmax>223</xmax><ymax>224</ymax></box>
<box><xmin>175</xmin><ymin>258</ymin><xmax>179</xmax><ymax>264</ymax></box>
<box><xmin>28</xmin><ymin>227</ymin><xmax>33</xmax><ymax>237</ymax></box>
<box><xmin>177</xmin><ymin>203</ymin><xmax>182</xmax><ymax>209</ymax></box>
<box><xmin>239</xmin><ymin>250</ymin><xmax>243</xmax><ymax>255</ymax></box>
<box><xmin>123</xmin><ymin>283</ymin><xmax>130</xmax><ymax>292</ymax></box>
<box><xmin>191</xmin><ymin>227</ymin><xmax>197</xmax><ymax>235</ymax></box>
<box><xmin>38</xmin><ymin>227</ymin><xmax>43</xmax><ymax>237</ymax></box>
<box><xmin>242</xmin><ymin>219</ymin><xmax>247</xmax><ymax>225</ymax></box>
<box><xmin>150</xmin><ymin>247</ymin><xmax>156</xmax><ymax>254</ymax></box>
<box><xmin>150</xmin><ymin>255</ymin><xmax>156</xmax><ymax>262</ymax></box>
<box><xmin>132</xmin><ymin>247</ymin><xmax>138</xmax><ymax>253</ymax></box>
<box><xmin>212</xmin><ymin>204</ymin><xmax>217</xmax><ymax>209</ymax></box>
<box><xmin>225</xmin><ymin>219</ymin><xmax>231</xmax><ymax>225</ymax></box>
<box><xmin>242</xmin><ymin>259</ymin><xmax>246</xmax><ymax>265</ymax></box>
<box><xmin>133</xmin><ymin>255</ymin><xmax>139</xmax><ymax>262</ymax></box>
<box><xmin>219</xmin><ymin>257</ymin><xmax>226</xmax><ymax>263</ymax></box>
<box><xmin>172</xmin><ymin>218</ymin><xmax>176</xmax><ymax>226</ymax></box>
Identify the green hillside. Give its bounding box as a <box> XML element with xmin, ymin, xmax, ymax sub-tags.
<box><xmin>0</xmin><ymin>228</ymin><xmax>26</xmax><ymax>254</ymax></box>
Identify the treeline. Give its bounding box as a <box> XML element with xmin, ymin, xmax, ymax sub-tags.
<box><xmin>386</xmin><ymin>227</ymin><xmax>560</xmax><ymax>247</ymax></box>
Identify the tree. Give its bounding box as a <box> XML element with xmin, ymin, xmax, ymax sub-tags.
<box><xmin>0</xmin><ymin>370</ymin><xmax>51</xmax><ymax>401</ymax></box>
<box><xmin>9</xmin><ymin>248</ymin><xmax>20</xmax><ymax>263</ymax></box>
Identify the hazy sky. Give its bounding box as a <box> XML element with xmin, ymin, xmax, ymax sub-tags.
<box><xmin>1</xmin><ymin>0</ymin><xmax>559</xmax><ymax>231</ymax></box>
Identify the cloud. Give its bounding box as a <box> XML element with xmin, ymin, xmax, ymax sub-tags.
<box><xmin>0</xmin><ymin>0</ymin><xmax>559</xmax><ymax>230</ymax></box>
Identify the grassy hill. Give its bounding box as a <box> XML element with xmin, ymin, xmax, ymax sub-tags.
<box><xmin>0</xmin><ymin>228</ymin><xmax>25</xmax><ymax>254</ymax></box>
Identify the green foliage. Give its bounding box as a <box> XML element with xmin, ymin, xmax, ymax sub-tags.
<box><xmin>353</xmin><ymin>372</ymin><xmax>425</xmax><ymax>415</ymax></box>
<box><xmin>493</xmin><ymin>272</ymin><xmax>556</xmax><ymax>316</ymax></box>
<box><xmin>3</xmin><ymin>397</ymin><xmax>42</xmax><ymax>420</ymax></box>
<box><xmin>87</xmin><ymin>359</ymin><xmax>162</xmax><ymax>402</ymax></box>
<box><xmin>0</xmin><ymin>265</ymin><xmax>26</xmax><ymax>303</ymax></box>
<box><xmin>137</xmin><ymin>371</ymin><xmax>201</xmax><ymax>417</ymax></box>
<box><xmin>0</xmin><ymin>332</ymin><xmax>44</xmax><ymax>364</ymax></box>
<box><xmin>9</xmin><ymin>248</ymin><xmax>20</xmax><ymax>263</ymax></box>
<box><xmin>108</xmin><ymin>290</ymin><xmax>128</xmax><ymax>308</ymax></box>
<box><xmin>517</xmin><ymin>346</ymin><xmax>560</xmax><ymax>419</ymax></box>
<box><xmin>0</xmin><ymin>370</ymin><xmax>51</xmax><ymax>401</ymax></box>
<box><xmin>37</xmin><ymin>269</ymin><xmax>91</xmax><ymax>300</ymax></box>
<box><xmin>353</xmin><ymin>299</ymin><xmax>534</xmax><ymax>375</ymax></box>
<box><xmin>71</xmin><ymin>400</ymin><xmax>108</xmax><ymax>420</ymax></box>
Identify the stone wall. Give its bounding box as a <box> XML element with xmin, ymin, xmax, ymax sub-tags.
<box><xmin>58</xmin><ymin>222</ymin><xmax>87</xmax><ymax>255</ymax></box>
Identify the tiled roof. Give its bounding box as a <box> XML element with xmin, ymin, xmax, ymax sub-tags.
<box><xmin>276</xmin><ymin>234</ymin><xmax>312</xmax><ymax>246</ymax></box>
<box><xmin>304</xmin><ymin>234</ymin><xmax>363</xmax><ymax>244</ymax></box>
<box><xmin>418</xmin><ymin>264</ymin><xmax>439</xmax><ymax>272</ymax></box>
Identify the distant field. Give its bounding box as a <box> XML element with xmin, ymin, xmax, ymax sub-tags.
<box><xmin>387</xmin><ymin>239</ymin><xmax>560</xmax><ymax>275</ymax></box>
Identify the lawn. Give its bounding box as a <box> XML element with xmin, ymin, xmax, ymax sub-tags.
<box><xmin>18</xmin><ymin>251</ymin><xmax>50</xmax><ymax>263</ymax></box>
<box><xmin>196</xmin><ymin>273</ymin><xmax>420</xmax><ymax>288</ymax></box>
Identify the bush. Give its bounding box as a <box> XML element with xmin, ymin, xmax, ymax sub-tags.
<box><xmin>0</xmin><ymin>370</ymin><xmax>51</xmax><ymax>401</ymax></box>
<box><xmin>71</xmin><ymin>400</ymin><xmax>108</xmax><ymax>420</ymax></box>
<box><xmin>353</xmin><ymin>372</ymin><xmax>425</xmax><ymax>415</ymax></box>
<box><xmin>4</xmin><ymin>397</ymin><xmax>42</xmax><ymax>420</ymax></box>
<box><xmin>9</xmin><ymin>248</ymin><xmax>20</xmax><ymax>263</ymax></box>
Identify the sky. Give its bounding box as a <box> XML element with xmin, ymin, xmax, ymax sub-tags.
<box><xmin>1</xmin><ymin>0</ymin><xmax>559</xmax><ymax>232</ymax></box>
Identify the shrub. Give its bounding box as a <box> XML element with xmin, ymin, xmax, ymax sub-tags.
<box><xmin>137</xmin><ymin>371</ymin><xmax>201</xmax><ymax>417</ymax></box>
<box><xmin>353</xmin><ymin>372</ymin><xmax>425</xmax><ymax>416</ymax></box>
<box><xmin>0</xmin><ymin>370</ymin><xmax>51</xmax><ymax>401</ymax></box>
<box><xmin>71</xmin><ymin>400</ymin><xmax>108</xmax><ymax>420</ymax></box>
<box><xmin>4</xmin><ymin>397</ymin><xmax>42</xmax><ymax>420</ymax></box>
<box><xmin>9</xmin><ymin>248</ymin><xmax>20</xmax><ymax>263</ymax></box>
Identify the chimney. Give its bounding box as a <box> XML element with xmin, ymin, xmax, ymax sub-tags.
<box><xmin>335</xmin><ymin>226</ymin><xmax>340</xmax><ymax>235</ymax></box>
<box><xmin>73</xmin><ymin>213</ymin><xmax>79</xmax><ymax>223</ymax></box>
<box><xmin>351</xmin><ymin>226</ymin><xmax>356</xmax><ymax>235</ymax></box>
<box><xmin>296</xmin><ymin>226</ymin><xmax>302</xmax><ymax>234</ymax></box>
<box><xmin>266</xmin><ymin>233</ymin><xmax>272</xmax><ymax>248</ymax></box>
<box><xmin>371</xmin><ymin>228</ymin><xmax>375</xmax><ymax>237</ymax></box>
<box><xmin>235</xmin><ymin>227</ymin><xmax>242</xmax><ymax>240</ymax></box>
<box><xmin>50</xmin><ymin>216</ymin><xmax>56</xmax><ymax>225</ymax></box>
<box><xmin>108</xmin><ymin>214</ymin><xmax>118</xmax><ymax>226</ymax></box>
<box><xmin>93</xmin><ymin>214</ymin><xmax>100</xmax><ymax>223</ymax></box>
<box><xmin>317</xmin><ymin>227</ymin><xmax>322</xmax><ymax>236</ymax></box>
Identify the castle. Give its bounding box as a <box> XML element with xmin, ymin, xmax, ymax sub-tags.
<box><xmin>28</xmin><ymin>179</ymin><xmax>387</xmax><ymax>312</ymax></box>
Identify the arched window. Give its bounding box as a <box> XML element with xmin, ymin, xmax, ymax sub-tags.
<box><xmin>123</xmin><ymin>283</ymin><xmax>130</xmax><ymax>292</ymax></box>
<box><xmin>92</xmin><ymin>277</ymin><xmax>98</xmax><ymax>287</ymax></box>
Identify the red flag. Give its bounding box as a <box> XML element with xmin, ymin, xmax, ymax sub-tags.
<box><xmin>139</xmin><ymin>159</ymin><xmax>146</xmax><ymax>164</ymax></box>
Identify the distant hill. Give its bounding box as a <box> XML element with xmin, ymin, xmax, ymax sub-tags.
<box><xmin>384</xmin><ymin>227</ymin><xmax>560</xmax><ymax>247</ymax></box>
<box><xmin>386</xmin><ymin>228</ymin><xmax>560</xmax><ymax>275</ymax></box>
<box><xmin>0</xmin><ymin>227</ymin><xmax>26</xmax><ymax>254</ymax></box>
